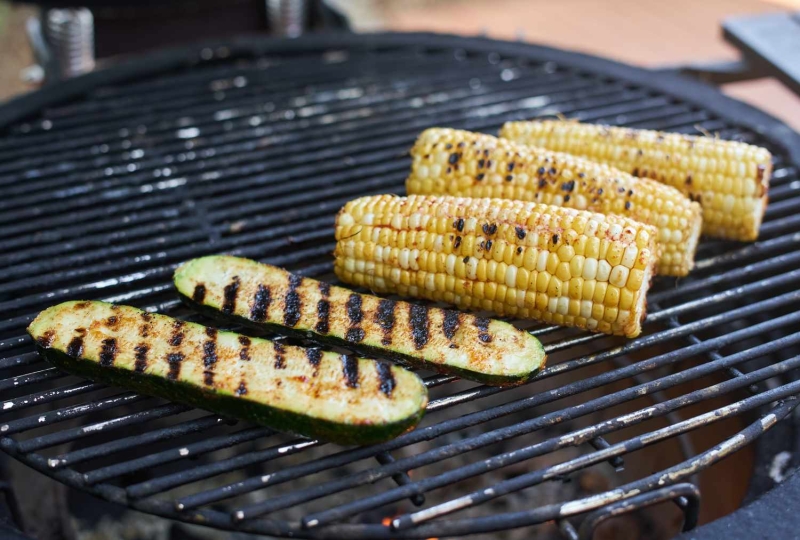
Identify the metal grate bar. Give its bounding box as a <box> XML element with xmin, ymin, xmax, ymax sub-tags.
<box><xmin>48</xmin><ymin>414</ymin><xmax>227</xmax><ymax>469</ymax></box>
<box><xmin>14</xmin><ymin>402</ymin><xmax>191</xmax><ymax>453</ymax></box>
<box><xmin>84</xmin><ymin>426</ymin><xmax>273</xmax><ymax>485</ymax></box>
<box><xmin>0</xmin><ymin>392</ymin><xmax>145</xmax><ymax>435</ymax></box>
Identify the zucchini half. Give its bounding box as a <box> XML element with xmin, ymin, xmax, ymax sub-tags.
<box><xmin>174</xmin><ymin>256</ymin><xmax>546</xmax><ymax>386</ymax></box>
<box><xmin>27</xmin><ymin>301</ymin><xmax>428</xmax><ymax>445</ymax></box>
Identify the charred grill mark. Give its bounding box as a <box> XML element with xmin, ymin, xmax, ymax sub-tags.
<box><xmin>140</xmin><ymin>312</ymin><xmax>153</xmax><ymax>338</ymax></box>
<box><xmin>167</xmin><ymin>353</ymin><xmax>184</xmax><ymax>381</ymax></box>
<box><xmin>482</xmin><ymin>223</ymin><xmax>497</xmax><ymax>235</ymax></box>
<box><xmin>345</xmin><ymin>293</ymin><xmax>365</xmax><ymax>343</ymax></box>
<box><xmin>376</xmin><ymin>362</ymin><xmax>396</xmax><ymax>397</ymax></box>
<box><xmin>454</xmin><ymin>218</ymin><xmax>464</xmax><ymax>232</ymax></box>
<box><xmin>134</xmin><ymin>344</ymin><xmax>149</xmax><ymax>373</ymax></box>
<box><xmin>238</xmin><ymin>335</ymin><xmax>251</xmax><ymax>361</ymax></box>
<box><xmin>409</xmin><ymin>304</ymin><xmax>430</xmax><ymax>350</ymax></box>
<box><xmin>342</xmin><ymin>355</ymin><xmax>359</xmax><ymax>388</ymax></box>
<box><xmin>376</xmin><ymin>299</ymin><xmax>396</xmax><ymax>346</ymax></box>
<box><xmin>346</xmin><ymin>328</ymin><xmax>366</xmax><ymax>343</ymax></box>
<box><xmin>36</xmin><ymin>330</ymin><xmax>55</xmax><ymax>348</ymax></box>
<box><xmin>169</xmin><ymin>320</ymin><xmax>185</xmax><ymax>347</ymax></box>
<box><xmin>273</xmin><ymin>339</ymin><xmax>286</xmax><ymax>369</ymax></box>
<box><xmin>250</xmin><ymin>284</ymin><xmax>271</xmax><ymax>322</ymax></box>
<box><xmin>443</xmin><ymin>311</ymin><xmax>461</xmax><ymax>341</ymax></box>
<box><xmin>307</xmin><ymin>348</ymin><xmax>322</xmax><ymax>376</ymax></box>
<box><xmin>74</xmin><ymin>301</ymin><xmax>90</xmax><ymax>309</ymax></box>
<box><xmin>222</xmin><ymin>276</ymin><xmax>241</xmax><ymax>314</ymax></box>
<box><xmin>315</xmin><ymin>281</ymin><xmax>331</xmax><ymax>334</ymax></box>
<box><xmin>284</xmin><ymin>274</ymin><xmax>303</xmax><ymax>327</ymax></box>
<box><xmin>346</xmin><ymin>294</ymin><xmax>363</xmax><ymax>324</ymax></box>
<box><xmin>192</xmin><ymin>284</ymin><xmax>207</xmax><ymax>303</ymax></box>
<box><xmin>107</xmin><ymin>316</ymin><xmax>118</xmax><ymax>327</ymax></box>
<box><xmin>474</xmin><ymin>317</ymin><xmax>493</xmax><ymax>343</ymax></box>
<box><xmin>99</xmin><ymin>338</ymin><xmax>118</xmax><ymax>367</ymax></box>
<box><xmin>202</xmin><ymin>336</ymin><xmax>217</xmax><ymax>386</ymax></box>
<box><xmin>235</xmin><ymin>382</ymin><xmax>248</xmax><ymax>396</ymax></box>
<box><xmin>66</xmin><ymin>337</ymin><xmax>84</xmax><ymax>358</ymax></box>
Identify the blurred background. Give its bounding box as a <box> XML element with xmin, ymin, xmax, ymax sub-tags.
<box><xmin>1</xmin><ymin>0</ymin><xmax>799</xmax><ymax>128</ymax></box>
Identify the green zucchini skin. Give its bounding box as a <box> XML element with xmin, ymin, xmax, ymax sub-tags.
<box><xmin>174</xmin><ymin>256</ymin><xmax>547</xmax><ymax>386</ymax></box>
<box><xmin>28</xmin><ymin>301</ymin><xmax>427</xmax><ymax>446</ymax></box>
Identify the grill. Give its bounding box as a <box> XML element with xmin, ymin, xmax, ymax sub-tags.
<box><xmin>2</xmin><ymin>32</ymin><xmax>800</xmax><ymax>539</ymax></box>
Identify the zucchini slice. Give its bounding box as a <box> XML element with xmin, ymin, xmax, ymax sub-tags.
<box><xmin>174</xmin><ymin>256</ymin><xmax>546</xmax><ymax>386</ymax></box>
<box><xmin>27</xmin><ymin>301</ymin><xmax>428</xmax><ymax>445</ymax></box>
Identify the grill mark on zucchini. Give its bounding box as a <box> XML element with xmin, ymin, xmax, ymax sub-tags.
<box><xmin>107</xmin><ymin>316</ymin><xmax>119</xmax><ymax>327</ymax></box>
<box><xmin>250</xmin><ymin>284</ymin><xmax>271</xmax><ymax>322</ymax></box>
<box><xmin>222</xmin><ymin>276</ymin><xmax>240</xmax><ymax>314</ymax></box>
<box><xmin>284</xmin><ymin>275</ymin><xmax>303</xmax><ymax>327</ymax></box>
<box><xmin>202</xmin><ymin>328</ymin><xmax>218</xmax><ymax>386</ymax></box>
<box><xmin>316</xmin><ymin>281</ymin><xmax>331</xmax><ymax>334</ymax></box>
<box><xmin>475</xmin><ymin>317</ymin><xmax>492</xmax><ymax>343</ymax></box>
<box><xmin>238</xmin><ymin>335</ymin><xmax>251</xmax><ymax>361</ymax></box>
<box><xmin>140</xmin><ymin>312</ymin><xmax>152</xmax><ymax>337</ymax></box>
<box><xmin>36</xmin><ymin>330</ymin><xmax>55</xmax><ymax>348</ymax></box>
<box><xmin>99</xmin><ymin>338</ymin><xmax>117</xmax><ymax>367</ymax></box>
<box><xmin>193</xmin><ymin>284</ymin><xmax>207</xmax><ymax>303</ymax></box>
<box><xmin>376</xmin><ymin>362</ymin><xmax>395</xmax><ymax>396</ymax></box>
<box><xmin>169</xmin><ymin>320</ymin><xmax>185</xmax><ymax>347</ymax></box>
<box><xmin>345</xmin><ymin>293</ymin><xmax>365</xmax><ymax>344</ymax></box>
<box><xmin>376</xmin><ymin>299</ymin><xmax>396</xmax><ymax>346</ymax></box>
<box><xmin>306</xmin><ymin>348</ymin><xmax>322</xmax><ymax>376</ymax></box>
<box><xmin>167</xmin><ymin>353</ymin><xmax>184</xmax><ymax>380</ymax></box>
<box><xmin>235</xmin><ymin>382</ymin><xmax>248</xmax><ymax>396</ymax></box>
<box><xmin>273</xmin><ymin>339</ymin><xmax>286</xmax><ymax>369</ymax></box>
<box><xmin>342</xmin><ymin>355</ymin><xmax>359</xmax><ymax>388</ymax></box>
<box><xmin>134</xmin><ymin>344</ymin><xmax>149</xmax><ymax>373</ymax></box>
<box><xmin>409</xmin><ymin>304</ymin><xmax>430</xmax><ymax>350</ymax></box>
<box><xmin>442</xmin><ymin>311</ymin><xmax>460</xmax><ymax>342</ymax></box>
<box><xmin>66</xmin><ymin>336</ymin><xmax>84</xmax><ymax>358</ymax></box>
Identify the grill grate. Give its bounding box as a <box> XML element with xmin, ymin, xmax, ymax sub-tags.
<box><xmin>2</xmin><ymin>33</ymin><xmax>800</xmax><ymax>539</ymax></box>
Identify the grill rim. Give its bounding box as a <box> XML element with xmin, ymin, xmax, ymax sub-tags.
<box><xmin>2</xmin><ymin>31</ymin><xmax>800</xmax><ymax>539</ymax></box>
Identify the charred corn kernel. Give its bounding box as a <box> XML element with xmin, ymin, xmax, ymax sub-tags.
<box><xmin>501</xmin><ymin>119</ymin><xmax>772</xmax><ymax>242</ymax></box>
<box><xmin>335</xmin><ymin>194</ymin><xmax>658</xmax><ymax>337</ymax></box>
<box><xmin>408</xmin><ymin>128</ymin><xmax>701</xmax><ymax>276</ymax></box>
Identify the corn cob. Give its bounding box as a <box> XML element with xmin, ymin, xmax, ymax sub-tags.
<box><xmin>335</xmin><ymin>194</ymin><xmax>659</xmax><ymax>338</ymax></box>
<box><xmin>407</xmin><ymin>128</ymin><xmax>702</xmax><ymax>276</ymax></box>
<box><xmin>500</xmin><ymin>120</ymin><xmax>772</xmax><ymax>241</ymax></box>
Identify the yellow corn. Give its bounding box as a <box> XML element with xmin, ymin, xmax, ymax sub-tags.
<box><xmin>500</xmin><ymin>120</ymin><xmax>772</xmax><ymax>241</ymax></box>
<box><xmin>407</xmin><ymin>128</ymin><xmax>702</xmax><ymax>276</ymax></box>
<box><xmin>335</xmin><ymin>194</ymin><xmax>659</xmax><ymax>338</ymax></box>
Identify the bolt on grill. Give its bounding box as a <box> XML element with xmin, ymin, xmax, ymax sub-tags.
<box><xmin>1</xmin><ymin>33</ymin><xmax>800</xmax><ymax>539</ymax></box>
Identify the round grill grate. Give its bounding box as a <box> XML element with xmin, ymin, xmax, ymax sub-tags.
<box><xmin>1</xmin><ymin>33</ymin><xmax>800</xmax><ymax>539</ymax></box>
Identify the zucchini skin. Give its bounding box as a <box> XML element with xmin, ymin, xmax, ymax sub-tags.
<box><xmin>174</xmin><ymin>256</ymin><xmax>546</xmax><ymax>386</ymax></box>
<box><xmin>28</xmin><ymin>301</ymin><xmax>427</xmax><ymax>446</ymax></box>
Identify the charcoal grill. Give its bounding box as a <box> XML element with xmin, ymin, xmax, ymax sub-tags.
<box><xmin>2</xmin><ymin>32</ymin><xmax>800</xmax><ymax>539</ymax></box>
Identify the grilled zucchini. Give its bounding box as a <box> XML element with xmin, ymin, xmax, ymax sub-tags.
<box><xmin>174</xmin><ymin>256</ymin><xmax>546</xmax><ymax>386</ymax></box>
<box><xmin>28</xmin><ymin>301</ymin><xmax>428</xmax><ymax>445</ymax></box>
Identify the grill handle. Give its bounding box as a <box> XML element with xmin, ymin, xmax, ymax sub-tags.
<box><xmin>577</xmin><ymin>483</ymin><xmax>701</xmax><ymax>540</ymax></box>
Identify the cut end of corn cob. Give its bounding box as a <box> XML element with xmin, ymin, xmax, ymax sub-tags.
<box><xmin>335</xmin><ymin>194</ymin><xmax>659</xmax><ymax>338</ymax></box>
<box><xmin>407</xmin><ymin>127</ymin><xmax>702</xmax><ymax>276</ymax></box>
<box><xmin>500</xmin><ymin>119</ymin><xmax>772</xmax><ymax>242</ymax></box>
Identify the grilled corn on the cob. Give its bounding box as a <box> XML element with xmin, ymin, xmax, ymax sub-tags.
<box><xmin>407</xmin><ymin>128</ymin><xmax>702</xmax><ymax>276</ymax></box>
<box><xmin>335</xmin><ymin>194</ymin><xmax>659</xmax><ymax>338</ymax></box>
<box><xmin>500</xmin><ymin>120</ymin><xmax>772</xmax><ymax>241</ymax></box>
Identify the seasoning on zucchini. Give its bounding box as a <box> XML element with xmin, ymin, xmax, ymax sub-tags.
<box><xmin>335</xmin><ymin>194</ymin><xmax>660</xmax><ymax>338</ymax></box>
<box><xmin>27</xmin><ymin>301</ymin><xmax>428</xmax><ymax>445</ymax></box>
<box><xmin>174</xmin><ymin>256</ymin><xmax>546</xmax><ymax>386</ymax></box>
